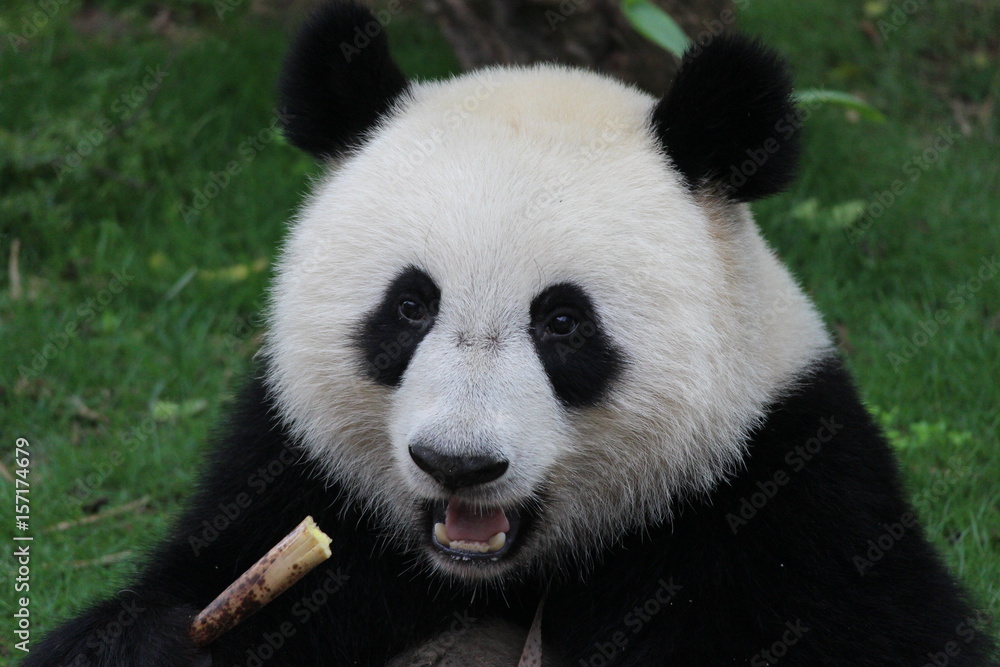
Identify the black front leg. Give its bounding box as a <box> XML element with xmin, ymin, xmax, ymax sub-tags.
<box><xmin>27</xmin><ymin>377</ymin><xmax>478</xmax><ymax>665</ymax></box>
<box><xmin>24</xmin><ymin>591</ymin><xmax>209</xmax><ymax>667</ymax></box>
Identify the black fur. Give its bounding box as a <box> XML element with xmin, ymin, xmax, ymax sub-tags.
<box><xmin>651</xmin><ymin>34</ymin><xmax>802</xmax><ymax>202</ymax></box>
<box><xmin>278</xmin><ymin>1</ymin><xmax>409</xmax><ymax>159</ymax></box>
<box><xmin>354</xmin><ymin>265</ymin><xmax>440</xmax><ymax>387</ymax></box>
<box><xmin>28</xmin><ymin>357</ymin><xmax>995</xmax><ymax>665</ymax></box>
<box><xmin>543</xmin><ymin>356</ymin><xmax>996</xmax><ymax>665</ymax></box>
<box><xmin>529</xmin><ymin>282</ymin><xmax>625</xmax><ymax>408</ymax></box>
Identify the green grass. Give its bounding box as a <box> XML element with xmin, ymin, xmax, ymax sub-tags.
<box><xmin>0</xmin><ymin>0</ymin><xmax>997</xmax><ymax>663</ymax></box>
<box><xmin>741</xmin><ymin>0</ymin><xmax>999</xmax><ymax>631</ymax></box>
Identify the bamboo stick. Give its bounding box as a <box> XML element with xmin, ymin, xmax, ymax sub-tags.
<box><xmin>190</xmin><ymin>516</ymin><xmax>332</xmax><ymax>647</ymax></box>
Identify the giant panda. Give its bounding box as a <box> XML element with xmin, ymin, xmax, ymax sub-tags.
<box><xmin>28</xmin><ymin>2</ymin><xmax>995</xmax><ymax>666</ymax></box>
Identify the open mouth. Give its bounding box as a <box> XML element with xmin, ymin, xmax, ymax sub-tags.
<box><xmin>428</xmin><ymin>497</ymin><xmax>525</xmax><ymax>561</ymax></box>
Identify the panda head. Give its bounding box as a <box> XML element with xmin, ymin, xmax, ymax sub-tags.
<box><xmin>263</xmin><ymin>2</ymin><xmax>831</xmax><ymax>582</ymax></box>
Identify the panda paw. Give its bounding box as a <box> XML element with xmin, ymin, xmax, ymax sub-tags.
<box><xmin>24</xmin><ymin>591</ymin><xmax>211</xmax><ymax>667</ymax></box>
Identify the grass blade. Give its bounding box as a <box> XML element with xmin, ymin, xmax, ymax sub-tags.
<box><xmin>794</xmin><ymin>88</ymin><xmax>886</xmax><ymax>122</ymax></box>
<box><xmin>620</xmin><ymin>0</ymin><xmax>691</xmax><ymax>58</ymax></box>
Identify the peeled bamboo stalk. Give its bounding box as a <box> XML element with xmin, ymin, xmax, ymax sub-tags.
<box><xmin>190</xmin><ymin>516</ymin><xmax>332</xmax><ymax>647</ymax></box>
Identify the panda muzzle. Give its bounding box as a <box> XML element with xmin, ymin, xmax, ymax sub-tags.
<box><xmin>409</xmin><ymin>444</ymin><xmax>521</xmax><ymax>558</ymax></box>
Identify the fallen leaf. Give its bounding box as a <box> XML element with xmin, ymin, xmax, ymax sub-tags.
<box><xmin>69</xmin><ymin>395</ymin><xmax>109</xmax><ymax>424</ymax></box>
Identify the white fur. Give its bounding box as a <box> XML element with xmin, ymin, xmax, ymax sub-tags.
<box><xmin>262</xmin><ymin>65</ymin><xmax>832</xmax><ymax>580</ymax></box>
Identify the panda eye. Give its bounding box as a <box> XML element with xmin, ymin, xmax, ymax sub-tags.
<box><xmin>397</xmin><ymin>296</ymin><xmax>430</xmax><ymax>324</ymax></box>
<box><xmin>543</xmin><ymin>309</ymin><xmax>580</xmax><ymax>339</ymax></box>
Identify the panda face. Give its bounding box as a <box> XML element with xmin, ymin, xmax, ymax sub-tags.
<box><xmin>265</xmin><ymin>14</ymin><xmax>831</xmax><ymax>582</ymax></box>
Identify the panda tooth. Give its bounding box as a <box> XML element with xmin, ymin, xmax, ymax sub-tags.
<box><xmin>450</xmin><ymin>540</ymin><xmax>491</xmax><ymax>553</ymax></box>
<box><xmin>434</xmin><ymin>526</ymin><xmax>506</xmax><ymax>554</ymax></box>
<box><xmin>487</xmin><ymin>531</ymin><xmax>506</xmax><ymax>552</ymax></box>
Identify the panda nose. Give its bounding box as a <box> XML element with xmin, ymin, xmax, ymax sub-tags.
<box><xmin>408</xmin><ymin>443</ymin><xmax>509</xmax><ymax>489</ymax></box>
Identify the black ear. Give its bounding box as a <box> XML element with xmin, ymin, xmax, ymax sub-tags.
<box><xmin>651</xmin><ymin>34</ymin><xmax>801</xmax><ymax>202</ymax></box>
<box><xmin>279</xmin><ymin>1</ymin><xmax>409</xmax><ymax>160</ymax></box>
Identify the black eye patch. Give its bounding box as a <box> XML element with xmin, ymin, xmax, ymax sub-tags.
<box><xmin>529</xmin><ymin>283</ymin><xmax>624</xmax><ymax>408</ymax></box>
<box><xmin>354</xmin><ymin>266</ymin><xmax>440</xmax><ymax>386</ymax></box>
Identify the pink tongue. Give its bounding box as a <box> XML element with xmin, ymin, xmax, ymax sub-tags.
<box><xmin>445</xmin><ymin>497</ymin><xmax>510</xmax><ymax>542</ymax></box>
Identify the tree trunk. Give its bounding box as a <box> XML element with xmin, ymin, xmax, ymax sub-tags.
<box><xmin>419</xmin><ymin>0</ymin><xmax>735</xmax><ymax>95</ymax></box>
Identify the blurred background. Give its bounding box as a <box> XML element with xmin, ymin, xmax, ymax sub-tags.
<box><xmin>1</xmin><ymin>0</ymin><xmax>997</xmax><ymax>661</ymax></box>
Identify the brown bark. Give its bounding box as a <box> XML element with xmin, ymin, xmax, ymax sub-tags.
<box><xmin>419</xmin><ymin>0</ymin><xmax>735</xmax><ymax>95</ymax></box>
